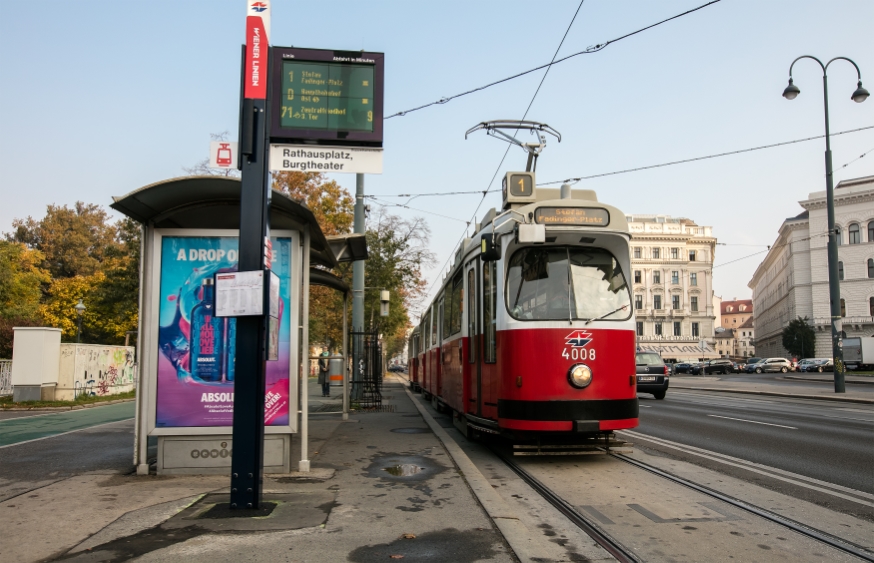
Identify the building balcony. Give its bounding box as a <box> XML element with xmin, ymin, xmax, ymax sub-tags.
<box><xmin>812</xmin><ymin>316</ymin><xmax>874</xmax><ymax>329</ymax></box>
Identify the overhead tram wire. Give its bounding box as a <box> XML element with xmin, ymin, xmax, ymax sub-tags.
<box><xmin>424</xmin><ymin>0</ymin><xmax>587</xmax><ymax>296</ymax></box>
<box><xmin>712</xmin><ymin>230</ymin><xmax>831</xmax><ymax>269</ymax></box>
<box><xmin>384</xmin><ymin>0</ymin><xmax>722</xmax><ymax>121</ymax></box>
<box><xmin>368</xmin><ymin>196</ymin><xmax>471</xmax><ymax>224</ymax></box>
<box><xmin>540</xmin><ymin>125</ymin><xmax>874</xmax><ymax>186</ymax></box>
<box><xmin>369</xmin><ymin>127</ymin><xmax>872</xmax><ymax>204</ymax></box>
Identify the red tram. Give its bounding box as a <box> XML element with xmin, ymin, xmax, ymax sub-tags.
<box><xmin>413</xmin><ymin>171</ymin><xmax>638</xmax><ymax>441</ymax></box>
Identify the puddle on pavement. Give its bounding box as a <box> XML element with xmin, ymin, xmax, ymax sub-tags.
<box><xmin>383</xmin><ymin>464</ymin><xmax>424</xmax><ymax>476</ymax></box>
<box><xmin>366</xmin><ymin>454</ymin><xmax>447</xmax><ymax>482</ymax></box>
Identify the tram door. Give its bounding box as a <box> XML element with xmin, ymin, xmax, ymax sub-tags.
<box><xmin>466</xmin><ymin>259</ymin><xmax>480</xmax><ymax>416</ymax></box>
<box><xmin>480</xmin><ymin>259</ymin><xmax>498</xmax><ymax>418</ymax></box>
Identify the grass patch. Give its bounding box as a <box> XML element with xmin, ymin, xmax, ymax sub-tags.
<box><xmin>0</xmin><ymin>389</ymin><xmax>136</xmax><ymax>409</ymax></box>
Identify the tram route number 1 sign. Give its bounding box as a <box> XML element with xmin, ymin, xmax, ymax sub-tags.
<box><xmin>268</xmin><ymin>144</ymin><xmax>383</xmax><ymax>174</ymax></box>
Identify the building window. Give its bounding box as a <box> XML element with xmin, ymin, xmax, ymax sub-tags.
<box><xmin>636</xmin><ymin>321</ymin><xmax>643</xmax><ymax>336</ymax></box>
<box><xmin>672</xmin><ymin>295</ymin><xmax>680</xmax><ymax>310</ymax></box>
<box><xmin>654</xmin><ymin>271</ymin><xmax>661</xmax><ymax>284</ymax></box>
<box><xmin>671</xmin><ymin>271</ymin><xmax>679</xmax><ymax>284</ymax></box>
<box><xmin>634</xmin><ymin>270</ymin><xmax>641</xmax><ymax>283</ymax></box>
<box><xmin>671</xmin><ymin>248</ymin><xmax>679</xmax><ymax>259</ymax></box>
<box><xmin>690</xmin><ymin>272</ymin><xmax>697</xmax><ymax>286</ymax></box>
<box><xmin>654</xmin><ymin>295</ymin><xmax>662</xmax><ymax>310</ymax></box>
<box><xmin>840</xmin><ymin>298</ymin><xmax>846</xmax><ymax>317</ymax></box>
<box><xmin>692</xmin><ymin>322</ymin><xmax>699</xmax><ymax>337</ymax></box>
<box><xmin>870</xmin><ymin>296</ymin><xmax>874</xmax><ymax>316</ymax></box>
<box><xmin>689</xmin><ymin>250</ymin><xmax>696</xmax><ymax>261</ymax></box>
<box><xmin>849</xmin><ymin>223</ymin><xmax>861</xmax><ymax>244</ymax></box>
<box><xmin>691</xmin><ymin>296</ymin><xmax>698</xmax><ymax>312</ymax></box>
<box><xmin>869</xmin><ymin>221</ymin><xmax>874</xmax><ymax>243</ymax></box>
<box><xmin>868</xmin><ymin>258</ymin><xmax>873</xmax><ymax>278</ymax></box>
<box><xmin>839</xmin><ymin>261</ymin><xmax>844</xmax><ymax>280</ymax></box>
<box><xmin>653</xmin><ymin>248</ymin><xmax>660</xmax><ymax>259</ymax></box>
<box><xmin>655</xmin><ymin>322</ymin><xmax>663</xmax><ymax>336</ymax></box>
<box><xmin>836</xmin><ymin>226</ymin><xmax>842</xmax><ymax>246</ymax></box>
<box><xmin>635</xmin><ymin>295</ymin><xmax>643</xmax><ymax>310</ymax></box>
<box><xmin>634</xmin><ymin>247</ymin><xmax>641</xmax><ymax>259</ymax></box>
<box><xmin>673</xmin><ymin>321</ymin><xmax>681</xmax><ymax>336</ymax></box>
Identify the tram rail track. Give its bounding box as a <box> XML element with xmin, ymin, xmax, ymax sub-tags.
<box><xmin>492</xmin><ymin>444</ymin><xmax>874</xmax><ymax>563</ymax></box>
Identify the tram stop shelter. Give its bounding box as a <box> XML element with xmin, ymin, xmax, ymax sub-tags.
<box><xmin>111</xmin><ymin>176</ymin><xmax>366</xmax><ymax>475</ymax></box>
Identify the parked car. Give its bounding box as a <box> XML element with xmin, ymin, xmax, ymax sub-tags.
<box><xmin>673</xmin><ymin>362</ymin><xmax>692</xmax><ymax>374</ymax></box>
<box><xmin>804</xmin><ymin>358</ymin><xmax>834</xmax><ymax>372</ymax></box>
<box><xmin>754</xmin><ymin>358</ymin><xmax>793</xmax><ymax>373</ymax></box>
<box><xmin>730</xmin><ymin>361</ymin><xmax>740</xmax><ymax>372</ymax></box>
<box><xmin>797</xmin><ymin>358</ymin><xmax>817</xmax><ymax>372</ymax></box>
<box><xmin>699</xmin><ymin>358</ymin><xmax>735</xmax><ymax>375</ymax></box>
<box><xmin>635</xmin><ymin>352</ymin><xmax>670</xmax><ymax>400</ymax></box>
<box><xmin>743</xmin><ymin>358</ymin><xmax>765</xmax><ymax>373</ymax></box>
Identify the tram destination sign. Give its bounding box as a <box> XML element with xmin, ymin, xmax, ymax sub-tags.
<box><xmin>270</xmin><ymin>47</ymin><xmax>384</xmax><ymax>146</ymax></box>
<box><xmin>534</xmin><ymin>207</ymin><xmax>610</xmax><ymax>226</ymax></box>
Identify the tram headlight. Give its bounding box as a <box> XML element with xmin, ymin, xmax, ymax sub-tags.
<box><xmin>567</xmin><ymin>363</ymin><xmax>593</xmax><ymax>389</ymax></box>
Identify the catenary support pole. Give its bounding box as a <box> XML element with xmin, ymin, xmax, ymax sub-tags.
<box><xmin>299</xmin><ymin>228</ymin><xmax>311</xmax><ymax>471</ymax></box>
<box><xmin>352</xmin><ymin>173</ymin><xmax>366</xmax><ymax>399</ymax></box>
<box><xmin>343</xmin><ymin>291</ymin><xmax>349</xmax><ymax>421</ymax></box>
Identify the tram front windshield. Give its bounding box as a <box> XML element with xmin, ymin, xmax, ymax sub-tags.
<box><xmin>507</xmin><ymin>246</ymin><xmax>631</xmax><ymax>321</ymax></box>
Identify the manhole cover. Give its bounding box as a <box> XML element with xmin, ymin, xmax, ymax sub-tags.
<box><xmin>391</xmin><ymin>427</ymin><xmax>431</xmax><ymax>434</ymax></box>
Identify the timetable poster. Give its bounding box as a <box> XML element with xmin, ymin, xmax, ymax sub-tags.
<box><xmin>155</xmin><ymin>236</ymin><xmax>291</xmax><ymax>427</ymax></box>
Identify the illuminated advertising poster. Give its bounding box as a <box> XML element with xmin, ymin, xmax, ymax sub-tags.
<box><xmin>156</xmin><ymin>236</ymin><xmax>291</xmax><ymax>427</ymax></box>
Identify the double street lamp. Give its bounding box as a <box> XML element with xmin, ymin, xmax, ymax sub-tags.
<box><xmin>782</xmin><ymin>55</ymin><xmax>869</xmax><ymax>393</ymax></box>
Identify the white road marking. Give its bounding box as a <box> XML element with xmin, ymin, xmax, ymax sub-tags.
<box><xmin>639</xmin><ymin>405</ymin><xmax>651</xmax><ymax>408</ymax></box>
<box><xmin>618</xmin><ymin>429</ymin><xmax>874</xmax><ymax>506</ymax></box>
<box><xmin>707</xmin><ymin>414</ymin><xmax>797</xmax><ymax>429</ymax></box>
<box><xmin>0</xmin><ymin>418</ymin><xmax>134</xmax><ymax>449</ymax></box>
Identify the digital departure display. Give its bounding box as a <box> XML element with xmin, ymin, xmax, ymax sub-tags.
<box><xmin>535</xmin><ymin>207</ymin><xmax>610</xmax><ymax>226</ymax></box>
<box><xmin>270</xmin><ymin>47</ymin><xmax>384</xmax><ymax>146</ymax></box>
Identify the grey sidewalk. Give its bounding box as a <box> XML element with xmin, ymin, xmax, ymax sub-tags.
<box><xmin>1</xmin><ymin>377</ymin><xmax>519</xmax><ymax>563</ymax></box>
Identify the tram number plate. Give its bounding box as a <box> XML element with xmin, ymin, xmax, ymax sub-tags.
<box><xmin>637</xmin><ymin>376</ymin><xmax>656</xmax><ymax>382</ymax></box>
<box><xmin>562</xmin><ymin>348</ymin><xmax>595</xmax><ymax>361</ymax></box>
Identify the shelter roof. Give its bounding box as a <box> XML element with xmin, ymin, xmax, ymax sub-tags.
<box><xmin>110</xmin><ymin>175</ymin><xmax>339</xmax><ymax>269</ymax></box>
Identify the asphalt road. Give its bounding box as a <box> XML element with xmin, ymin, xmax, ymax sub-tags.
<box><xmin>0</xmin><ymin>403</ymin><xmax>137</xmax><ymax>502</ymax></box>
<box><xmin>634</xmin><ymin>389</ymin><xmax>874</xmax><ymax>494</ymax></box>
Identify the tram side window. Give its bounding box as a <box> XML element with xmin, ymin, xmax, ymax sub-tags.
<box><xmin>439</xmin><ymin>297</ymin><xmax>447</xmax><ymax>341</ymax></box>
<box><xmin>449</xmin><ymin>273</ymin><xmax>463</xmax><ymax>335</ymax></box>
<box><xmin>468</xmin><ymin>268</ymin><xmax>477</xmax><ymax>363</ymax></box>
<box><xmin>484</xmin><ymin>260</ymin><xmax>497</xmax><ymax>363</ymax></box>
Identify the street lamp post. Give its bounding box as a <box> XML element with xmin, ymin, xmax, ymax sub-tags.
<box><xmin>782</xmin><ymin>55</ymin><xmax>869</xmax><ymax>393</ymax></box>
<box><xmin>74</xmin><ymin>299</ymin><xmax>86</xmax><ymax>344</ymax></box>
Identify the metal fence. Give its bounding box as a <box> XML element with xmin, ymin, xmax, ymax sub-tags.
<box><xmin>350</xmin><ymin>330</ymin><xmax>383</xmax><ymax>410</ymax></box>
<box><xmin>0</xmin><ymin>360</ymin><xmax>11</xmax><ymax>396</ymax></box>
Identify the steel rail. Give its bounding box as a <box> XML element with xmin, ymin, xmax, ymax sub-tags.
<box><xmin>611</xmin><ymin>452</ymin><xmax>874</xmax><ymax>562</ymax></box>
<box><xmin>491</xmin><ymin>447</ymin><xmax>641</xmax><ymax>563</ymax></box>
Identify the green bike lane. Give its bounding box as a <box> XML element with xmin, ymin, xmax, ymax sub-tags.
<box><xmin>0</xmin><ymin>402</ymin><xmax>135</xmax><ymax>447</ymax></box>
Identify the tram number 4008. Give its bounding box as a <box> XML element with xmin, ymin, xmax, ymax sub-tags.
<box><xmin>562</xmin><ymin>348</ymin><xmax>596</xmax><ymax>361</ymax></box>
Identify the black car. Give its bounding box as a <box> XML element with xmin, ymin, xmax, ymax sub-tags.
<box><xmin>698</xmin><ymin>358</ymin><xmax>735</xmax><ymax>375</ymax></box>
<box><xmin>636</xmin><ymin>352</ymin><xmax>669</xmax><ymax>400</ymax></box>
<box><xmin>673</xmin><ymin>362</ymin><xmax>692</xmax><ymax>374</ymax></box>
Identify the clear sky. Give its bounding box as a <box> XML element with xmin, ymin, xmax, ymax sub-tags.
<box><xmin>1</xmin><ymin>0</ymin><xmax>872</xmax><ymax>313</ymax></box>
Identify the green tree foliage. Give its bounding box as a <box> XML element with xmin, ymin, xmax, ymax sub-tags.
<box><xmin>782</xmin><ymin>316</ymin><xmax>815</xmax><ymax>359</ymax></box>
<box><xmin>8</xmin><ymin>202</ymin><xmax>120</xmax><ymax>279</ymax></box>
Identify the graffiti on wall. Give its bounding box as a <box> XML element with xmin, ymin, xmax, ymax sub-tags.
<box><xmin>60</xmin><ymin>345</ymin><xmax>137</xmax><ymax>400</ymax></box>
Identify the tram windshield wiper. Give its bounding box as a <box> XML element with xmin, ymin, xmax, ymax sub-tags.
<box><xmin>584</xmin><ymin>305</ymin><xmax>628</xmax><ymax>325</ymax></box>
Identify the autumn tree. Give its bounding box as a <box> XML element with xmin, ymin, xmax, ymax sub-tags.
<box><xmin>364</xmin><ymin>209</ymin><xmax>435</xmax><ymax>359</ymax></box>
<box><xmin>7</xmin><ymin>202</ymin><xmax>120</xmax><ymax>279</ymax></box>
<box><xmin>0</xmin><ymin>241</ymin><xmax>51</xmax><ymax>357</ymax></box>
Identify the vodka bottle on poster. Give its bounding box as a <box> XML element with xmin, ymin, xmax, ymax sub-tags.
<box><xmin>224</xmin><ymin>318</ymin><xmax>236</xmax><ymax>382</ymax></box>
<box><xmin>190</xmin><ymin>278</ymin><xmax>224</xmax><ymax>382</ymax></box>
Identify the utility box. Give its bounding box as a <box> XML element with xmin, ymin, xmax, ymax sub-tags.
<box><xmin>329</xmin><ymin>358</ymin><xmax>344</xmax><ymax>387</ymax></box>
<box><xmin>11</xmin><ymin>327</ymin><xmax>61</xmax><ymax>402</ymax></box>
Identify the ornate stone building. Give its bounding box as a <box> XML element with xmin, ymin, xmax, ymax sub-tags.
<box><xmin>628</xmin><ymin>215</ymin><xmax>719</xmax><ymax>362</ymax></box>
<box><xmin>748</xmin><ymin>175</ymin><xmax>874</xmax><ymax>359</ymax></box>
